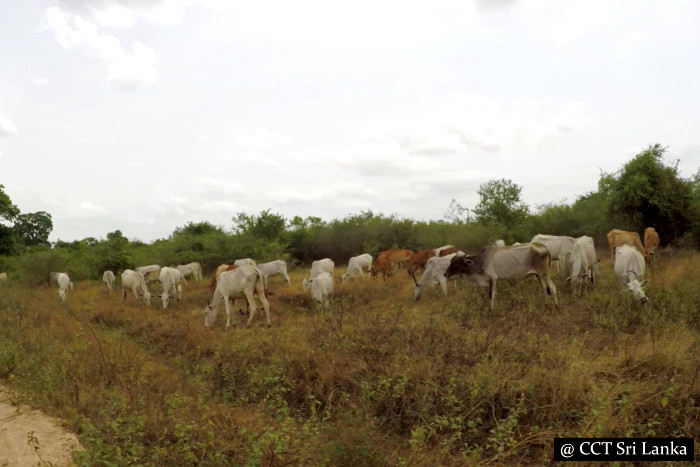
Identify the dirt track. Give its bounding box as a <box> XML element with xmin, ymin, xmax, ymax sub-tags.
<box><xmin>0</xmin><ymin>386</ymin><xmax>82</xmax><ymax>466</ymax></box>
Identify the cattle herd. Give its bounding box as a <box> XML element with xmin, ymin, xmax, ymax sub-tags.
<box><xmin>0</xmin><ymin>227</ymin><xmax>661</xmax><ymax>327</ymax></box>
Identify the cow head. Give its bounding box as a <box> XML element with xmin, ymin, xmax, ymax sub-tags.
<box><xmin>444</xmin><ymin>253</ymin><xmax>480</xmax><ymax>278</ymax></box>
<box><xmin>621</xmin><ymin>274</ymin><xmax>649</xmax><ymax>303</ymax></box>
<box><xmin>204</xmin><ymin>304</ymin><xmax>218</xmax><ymax>326</ymax></box>
<box><xmin>302</xmin><ymin>278</ymin><xmax>312</xmax><ymax>291</ymax></box>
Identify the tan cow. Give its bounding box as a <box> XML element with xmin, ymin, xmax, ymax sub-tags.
<box><xmin>407</xmin><ymin>249</ymin><xmax>436</xmax><ymax>276</ymax></box>
<box><xmin>607</xmin><ymin>229</ymin><xmax>648</xmax><ymax>262</ymax></box>
<box><xmin>377</xmin><ymin>249</ymin><xmax>413</xmax><ymax>270</ymax></box>
<box><xmin>644</xmin><ymin>227</ymin><xmax>660</xmax><ymax>265</ymax></box>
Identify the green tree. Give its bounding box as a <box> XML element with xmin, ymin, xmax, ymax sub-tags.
<box><xmin>13</xmin><ymin>211</ymin><xmax>53</xmax><ymax>247</ymax></box>
<box><xmin>233</xmin><ymin>209</ymin><xmax>287</xmax><ymax>242</ymax></box>
<box><xmin>0</xmin><ymin>184</ymin><xmax>19</xmax><ymax>223</ymax></box>
<box><xmin>473</xmin><ymin>179</ymin><xmax>529</xmax><ymax>230</ymax></box>
<box><xmin>604</xmin><ymin>144</ymin><xmax>693</xmax><ymax>243</ymax></box>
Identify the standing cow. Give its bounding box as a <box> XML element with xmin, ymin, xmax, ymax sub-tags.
<box><xmin>311</xmin><ymin>272</ymin><xmax>333</xmax><ymax>310</ymax></box>
<box><xmin>413</xmin><ymin>253</ymin><xmax>458</xmax><ymax>300</ymax></box>
<box><xmin>302</xmin><ymin>259</ymin><xmax>334</xmax><ymax>291</ymax></box>
<box><xmin>445</xmin><ymin>243</ymin><xmax>558</xmax><ymax>311</ymax></box>
<box><xmin>204</xmin><ymin>265</ymin><xmax>271</xmax><ymax>328</ymax></box>
<box><xmin>567</xmin><ymin>236</ymin><xmax>597</xmax><ymax>294</ymax></box>
<box><xmin>531</xmin><ymin>234</ymin><xmax>576</xmax><ymax>274</ymax></box>
<box><xmin>102</xmin><ymin>270</ymin><xmax>116</xmax><ymax>292</ymax></box>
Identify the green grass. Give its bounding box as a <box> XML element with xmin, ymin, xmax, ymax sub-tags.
<box><xmin>1</xmin><ymin>250</ymin><xmax>699</xmax><ymax>465</ymax></box>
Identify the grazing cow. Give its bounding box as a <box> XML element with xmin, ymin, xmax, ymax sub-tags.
<box><xmin>258</xmin><ymin>260</ymin><xmax>291</xmax><ymax>288</ymax></box>
<box><xmin>209</xmin><ymin>264</ymin><xmax>241</xmax><ymax>292</ymax></box>
<box><xmin>370</xmin><ymin>255</ymin><xmax>392</xmax><ymax>281</ymax></box>
<box><xmin>0</xmin><ymin>272</ymin><xmax>7</xmax><ymax>286</ymax></box>
<box><xmin>343</xmin><ymin>254</ymin><xmax>373</xmax><ymax>282</ymax></box>
<box><xmin>302</xmin><ymin>258</ymin><xmax>334</xmax><ymax>291</ymax></box>
<box><xmin>122</xmin><ymin>269</ymin><xmax>152</xmax><ymax>306</ymax></box>
<box><xmin>56</xmin><ymin>272</ymin><xmax>72</xmax><ymax>301</ymax></box>
<box><xmin>644</xmin><ymin>227</ymin><xmax>660</xmax><ymax>265</ymax></box>
<box><xmin>233</xmin><ymin>258</ymin><xmax>256</xmax><ymax>267</ymax></box>
<box><xmin>413</xmin><ymin>253</ymin><xmax>458</xmax><ymax>300</ymax></box>
<box><xmin>607</xmin><ymin>229</ymin><xmax>648</xmax><ymax>261</ymax></box>
<box><xmin>159</xmin><ymin>267</ymin><xmax>184</xmax><ymax>308</ymax></box>
<box><xmin>177</xmin><ymin>261</ymin><xmax>203</xmax><ymax>282</ymax></box>
<box><xmin>204</xmin><ymin>265</ymin><xmax>271</xmax><ymax>328</ymax></box>
<box><xmin>311</xmin><ymin>272</ymin><xmax>333</xmax><ymax>310</ymax></box>
<box><xmin>445</xmin><ymin>243</ymin><xmax>558</xmax><ymax>311</ymax></box>
<box><xmin>492</xmin><ymin>239</ymin><xmax>506</xmax><ymax>247</ymax></box>
<box><xmin>433</xmin><ymin>245</ymin><xmax>455</xmax><ymax>257</ymax></box>
<box><xmin>531</xmin><ymin>234</ymin><xmax>576</xmax><ymax>274</ymax></box>
<box><xmin>407</xmin><ymin>249</ymin><xmax>436</xmax><ymax>276</ymax></box>
<box><xmin>567</xmin><ymin>236</ymin><xmax>597</xmax><ymax>294</ymax></box>
<box><xmin>102</xmin><ymin>270</ymin><xmax>115</xmax><ymax>292</ymax></box>
<box><xmin>136</xmin><ymin>265</ymin><xmax>161</xmax><ymax>282</ymax></box>
<box><xmin>614</xmin><ymin>244</ymin><xmax>648</xmax><ymax>303</ymax></box>
<box><xmin>377</xmin><ymin>249</ymin><xmax>413</xmax><ymax>270</ymax></box>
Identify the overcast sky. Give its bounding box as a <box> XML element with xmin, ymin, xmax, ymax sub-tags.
<box><xmin>1</xmin><ymin>1</ymin><xmax>699</xmax><ymax>242</ymax></box>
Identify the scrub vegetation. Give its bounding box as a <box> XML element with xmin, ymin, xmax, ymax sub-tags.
<box><xmin>0</xmin><ymin>144</ymin><xmax>698</xmax><ymax>464</ymax></box>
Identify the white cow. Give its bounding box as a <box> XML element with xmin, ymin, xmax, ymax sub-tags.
<box><xmin>413</xmin><ymin>253</ymin><xmax>457</xmax><ymax>300</ymax></box>
<box><xmin>159</xmin><ymin>267</ymin><xmax>184</xmax><ymax>308</ymax></box>
<box><xmin>102</xmin><ymin>270</ymin><xmax>116</xmax><ymax>292</ymax></box>
<box><xmin>567</xmin><ymin>236</ymin><xmax>597</xmax><ymax>294</ymax></box>
<box><xmin>342</xmin><ymin>254</ymin><xmax>373</xmax><ymax>282</ymax></box>
<box><xmin>204</xmin><ymin>265</ymin><xmax>271</xmax><ymax>328</ymax></box>
<box><xmin>530</xmin><ymin>234</ymin><xmax>576</xmax><ymax>274</ymax></box>
<box><xmin>136</xmin><ymin>265</ymin><xmax>161</xmax><ymax>283</ymax></box>
<box><xmin>258</xmin><ymin>260</ymin><xmax>291</xmax><ymax>288</ymax></box>
<box><xmin>0</xmin><ymin>272</ymin><xmax>7</xmax><ymax>286</ymax></box>
<box><xmin>302</xmin><ymin>258</ymin><xmax>334</xmax><ymax>291</ymax></box>
<box><xmin>311</xmin><ymin>272</ymin><xmax>334</xmax><ymax>310</ymax></box>
<box><xmin>492</xmin><ymin>239</ymin><xmax>506</xmax><ymax>247</ymax></box>
<box><xmin>233</xmin><ymin>258</ymin><xmax>256</xmax><ymax>267</ymax></box>
<box><xmin>176</xmin><ymin>262</ymin><xmax>203</xmax><ymax>282</ymax></box>
<box><xmin>433</xmin><ymin>245</ymin><xmax>455</xmax><ymax>257</ymax></box>
<box><xmin>122</xmin><ymin>269</ymin><xmax>152</xmax><ymax>306</ymax></box>
<box><xmin>56</xmin><ymin>273</ymin><xmax>72</xmax><ymax>301</ymax></box>
<box><xmin>614</xmin><ymin>245</ymin><xmax>648</xmax><ymax>303</ymax></box>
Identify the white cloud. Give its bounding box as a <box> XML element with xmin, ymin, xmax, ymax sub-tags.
<box><xmin>0</xmin><ymin>112</ymin><xmax>18</xmax><ymax>137</ymax></box>
<box><xmin>32</xmin><ymin>78</ymin><xmax>50</xmax><ymax>86</ymax></box>
<box><xmin>42</xmin><ymin>6</ymin><xmax>157</xmax><ymax>89</ymax></box>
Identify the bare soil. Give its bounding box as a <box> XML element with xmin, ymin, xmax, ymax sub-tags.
<box><xmin>0</xmin><ymin>386</ymin><xmax>82</xmax><ymax>466</ymax></box>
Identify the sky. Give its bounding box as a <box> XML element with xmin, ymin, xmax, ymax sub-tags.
<box><xmin>1</xmin><ymin>0</ymin><xmax>699</xmax><ymax>242</ymax></box>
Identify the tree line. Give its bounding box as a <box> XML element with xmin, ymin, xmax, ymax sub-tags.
<box><xmin>1</xmin><ymin>144</ymin><xmax>698</xmax><ymax>284</ymax></box>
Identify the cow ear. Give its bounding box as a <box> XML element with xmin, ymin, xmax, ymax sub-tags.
<box><xmin>621</xmin><ymin>276</ymin><xmax>630</xmax><ymax>284</ymax></box>
<box><xmin>465</xmin><ymin>259</ymin><xmax>474</xmax><ymax>265</ymax></box>
<box><xmin>565</xmin><ymin>276</ymin><xmax>571</xmax><ymax>283</ymax></box>
<box><xmin>641</xmin><ymin>280</ymin><xmax>648</xmax><ymax>287</ymax></box>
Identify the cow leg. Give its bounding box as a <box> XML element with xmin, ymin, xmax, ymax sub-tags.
<box><xmin>223</xmin><ymin>294</ymin><xmax>233</xmax><ymax>327</ymax></box>
<box><xmin>255</xmin><ymin>281</ymin><xmax>272</xmax><ymax>326</ymax></box>
<box><xmin>243</xmin><ymin>290</ymin><xmax>258</xmax><ymax>326</ymax></box>
<box><xmin>439</xmin><ymin>275</ymin><xmax>448</xmax><ymax>297</ymax></box>
<box><xmin>488</xmin><ymin>278</ymin><xmax>497</xmax><ymax>312</ymax></box>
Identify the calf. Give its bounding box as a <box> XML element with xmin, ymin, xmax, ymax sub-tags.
<box><xmin>311</xmin><ymin>271</ymin><xmax>333</xmax><ymax>310</ymax></box>
<box><xmin>102</xmin><ymin>270</ymin><xmax>115</xmax><ymax>292</ymax></box>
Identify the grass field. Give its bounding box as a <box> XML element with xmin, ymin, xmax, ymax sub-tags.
<box><xmin>1</xmin><ymin>249</ymin><xmax>699</xmax><ymax>465</ymax></box>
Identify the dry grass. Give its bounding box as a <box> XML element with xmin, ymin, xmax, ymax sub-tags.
<box><xmin>1</xmin><ymin>251</ymin><xmax>699</xmax><ymax>465</ymax></box>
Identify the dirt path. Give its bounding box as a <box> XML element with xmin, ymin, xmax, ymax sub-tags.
<box><xmin>0</xmin><ymin>386</ymin><xmax>82</xmax><ymax>466</ymax></box>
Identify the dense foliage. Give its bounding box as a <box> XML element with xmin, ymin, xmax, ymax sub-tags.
<box><xmin>0</xmin><ymin>144</ymin><xmax>698</xmax><ymax>282</ymax></box>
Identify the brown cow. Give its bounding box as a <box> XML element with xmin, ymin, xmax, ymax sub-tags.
<box><xmin>644</xmin><ymin>227</ymin><xmax>660</xmax><ymax>264</ymax></box>
<box><xmin>439</xmin><ymin>247</ymin><xmax>462</xmax><ymax>257</ymax></box>
<box><xmin>607</xmin><ymin>229</ymin><xmax>648</xmax><ymax>262</ymax></box>
<box><xmin>370</xmin><ymin>255</ymin><xmax>392</xmax><ymax>281</ymax></box>
<box><xmin>377</xmin><ymin>249</ymin><xmax>413</xmax><ymax>270</ymax></box>
<box><xmin>407</xmin><ymin>249</ymin><xmax>436</xmax><ymax>276</ymax></box>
